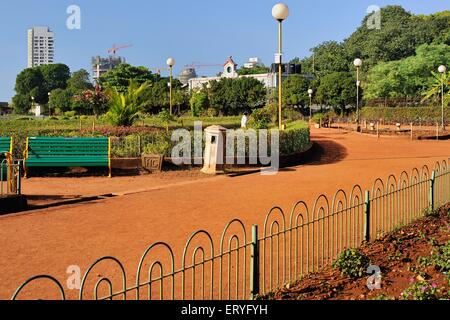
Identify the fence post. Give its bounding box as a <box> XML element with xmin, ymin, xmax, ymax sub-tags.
<box><xmin>364</xmin><ymin>191</ymin><xmax>371</xmax><ymax>242</ymax></box>
<box><xmin>250</xmin><ymin>224</ymin><xmax>260</xmax><ymax>300</ymax></box>
<box><xmin>429</xmin><ymin>171</ymin><xmax>436</xmax><ymax>212</ymax></box>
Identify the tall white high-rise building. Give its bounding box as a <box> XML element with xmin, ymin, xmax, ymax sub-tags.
<box><xmin>27</xmin><ymin>26</ymin><xmax>55</xmax><ymax>68</ymax></box>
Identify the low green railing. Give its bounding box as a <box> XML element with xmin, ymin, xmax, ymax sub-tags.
<box><xmin>9</xmin><ymin>159</ymin><xmax>450</xmax><ymax>300</ymax></box>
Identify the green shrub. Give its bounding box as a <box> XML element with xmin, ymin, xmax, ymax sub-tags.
<box><xmin>279</xmin><ymin>125</ymin><xmax>311</xmax><ymax>155</ymax></box>
<box><xmin>401</xmin><ymin>281</ymin><xmax>440</xmax><ymax>300</ymax></box>
<box><xmin>311</xmin><ymin>113</ymin><xmax>327</xmax><ymax>125</ymax></box>
<box><xmin>64</xmin><ymin>111</ymin><xmax>76</xmax><ymax>117</ymax></box>
<box><xmin>332</xmin><ymin>249</ymin><xmax>371</xmax><ymax>278</ymax></box>
<box><xmin>142</xmin><ymin>138</ymin><xmax>171</xmax><ymax>155</ymax></box>
<box><xmin>361</xmin><ymin>107</ymin><xmax>450</xmax><ymax>124</ymax></box>
<box><xmin>250</xmin><ymin>108</ymin><xmax>272</xmax><ymax>129</ymax></box>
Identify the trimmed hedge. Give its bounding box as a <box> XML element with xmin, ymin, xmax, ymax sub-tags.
<box><xmin>361</xmin><ymin>107</ymin><xmax>450</xmax><ymax>124</ymax></box>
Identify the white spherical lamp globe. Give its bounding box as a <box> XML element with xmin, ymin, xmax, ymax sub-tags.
<box><xmin>272</xmin><ymin>3</ymin><xmax>289</xmax><ymax>21</ymax></box>
<box><xmin>438</xmin><ymin>65</ymin><xmax>447</xmax><ymax>73</ymax></box>
<box><xmin>308</xmin><ymin>89</ymin><xmax>313</xmax><ymax>95</ymax></box>
<box><xmin>354</xmin><ymin>58</ymin><xmax>363</xmax><ymax>68</ymax></box>
<box><xmin>167</xmin><ymin>57</ymin><xmax>176</xmax><ymax>67</ymax></box>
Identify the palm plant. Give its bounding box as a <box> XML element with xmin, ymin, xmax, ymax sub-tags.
<box><xmin>106</xmin><ymin>80</ymin><xmax>151</xmax><ymax>126</ymax></box>
<box><xmin>422</xmin><ymin>71</ymin><xmax>449</xmax><ymax>106</ymax></box>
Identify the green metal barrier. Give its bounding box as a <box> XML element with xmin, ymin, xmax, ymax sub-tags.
<box><xmin>10</xmin><ymin>159</ymin><xmax>450</xmax><ymax>300</ymax></box>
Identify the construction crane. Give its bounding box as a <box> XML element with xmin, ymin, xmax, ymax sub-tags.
<box><xmin>149</xmin><ymin>67</ymin><xmax>171</xmax><ymax>75</ymax></box>
<box><xmin>108</xmin><ymin>44</ymin><xmax>133</xmax><ymax>56</ymax></box>
<box><xmin>185</xmin><ymin>62</ymin><xmax>223</xmax><ymax>70</ymax></box>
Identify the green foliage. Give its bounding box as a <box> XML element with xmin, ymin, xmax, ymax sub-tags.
<box><xmin>332</xmin><ymin>249</ymin><xmax>371</xmax><ymax>279</ymax></box>
<box><xmin>304</xmin><ymin>41</ymin><xmax>350</xmax><ymax>77</ymax></box>
<box><xmin>189</xmin><ymin>91</ymin><xmax>209</xmax><ymax>117</ymax></box>
<box><xmin>401</xmin><ymin>281</ymin><xmax>440</xmax><ymax>300</ymax></box>
<box><xmin>361</xmin><ymin>106</ymin><xmax>450</xmax><ymax>123</ymax></box>
<box><xmin>106</xmin><ymin>81</ymin><xmax>151</xmax><ymax>126</ymax></box>
<box><xmin>100</xmin><ymin>63</ymin><xmax>158</xmax><ymax>93</ymax></box>
<box><xmin>249</xmin><ymin>106</ymin><xmax>273</xmax><ymax>129</ymax></box>
<box><xmin>364</xmin><ymin>44</ymin><xmax>450</xmax><ymax>99</ymax></box>
<box><xmin>316</xmin><ymin>72</ymin><xmax>356</xmax><ymax>114</ymax></box>
<box><xmin>208</xmin><ymin>77</ymin><xmax>267</xmax><ymax>116</ymax></box>
<box><xmin>142</xmin><ymin>134</ymin><xmax>171</xmax><ymax>155</ymax></box>
<box><xmin>282</xmin><ymin>75</ymin><xmax>311</xmax><ymax>107</ymax></box>
<box><xmin>237</xmin><ymin>66</ymin><xmax>270</xmax><ymax>76</ymax></box>
<box><xmin>49</xmin><ymin>88</ymin><xmax>73</xmax><ymax>114</ymax></box>
<box><xmin>67</xmin><ymin>69</ymin><xmax>94</xmax><ymax>91</ymax></box>
<box><xmin>279</xmin><ymin>124</ymin><xmax>311</xmax><ymax>155</ymax></box>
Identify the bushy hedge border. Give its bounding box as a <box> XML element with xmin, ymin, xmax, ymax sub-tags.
<box><xmin>361</xmin><ymin>107</ymin><xmax>450</xmax><ymax>124</ymax></box>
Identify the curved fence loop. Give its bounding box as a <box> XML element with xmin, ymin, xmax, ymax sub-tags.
<box><xmin>181</xmin><ymin>230</ymin><xmax>214</xmax><ymax>300</ymax></box>
<box><xmin>79</xmin><ymin>256</ymin><xmax>127</xmax><ymax>300</ymax></box>
<box><xmin>136</xmin><ymin>242</ymin><xmax>175</xmax><ymax>300</ymax></box>
<box><xmin>219</xmin><ymin>219</ymin><xmax>247</xmax><ymax>300</ymax></box>
<box><xmin>11</xmin><ymin>275</ymin><xmax>66</xmax><ymax>300</ymax></box>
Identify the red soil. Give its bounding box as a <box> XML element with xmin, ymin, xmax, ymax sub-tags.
<box><xmin>0</xmin><ymin>128</ymin><xmax>449</xmax><ymax>300</ymax></box>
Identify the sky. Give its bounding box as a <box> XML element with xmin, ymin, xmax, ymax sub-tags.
<box><xmin>0</xmin><ymin>0</ymin><xmax>448</xmax><ymax>102</ymax></box>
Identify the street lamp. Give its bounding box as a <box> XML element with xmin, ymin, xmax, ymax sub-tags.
<box><xmin>354</xmin><ymin>58</ymin><xmax>363</xmax><ymax>132</ymax></box>
<box><xmin>48</xmin><ymin>92</ymin><xmax>51</xmax><ymax>117</ymax></box>
<box><xmin>167</xmin><ymin>57</ymin><xmax>176</xmax><ymax>116</ymax></box>
<box><xmin>438</xmin><ymin>65</ymin><xmax>447</xmax><ymax>130</ymax></box>
<box><xmin>308</xmin><ymin>89</ymin><xmax>314</xmax><ymax>120</ymax></box>
<box><xmin>272</xmin><ymin>3</ymin><xmax>289</xmax><ymax>130</ymax></box>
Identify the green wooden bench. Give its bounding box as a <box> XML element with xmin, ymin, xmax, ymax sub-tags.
<box><xmin>0</xmin><ymin>137</ymin><xmax>13</xmax><ymax>181</ymax></box>
<box><xmin>24</xmin><ymin>137</ymin><xmax>111</xmax><ymax>178</ymax></box>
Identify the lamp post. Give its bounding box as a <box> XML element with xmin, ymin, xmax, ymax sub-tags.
<box><xmin>272</xmin><ymin>3</ymin><xmax>289</xmax><ymax>130</ymax></box>
<box><xmin>308</xmin><ymin>89</ymin><xmax>313</xmax><ymax>121</ymax></box>
<box><xmin>48</xmin><ymin>92</ymin><xmax>51</xmax><ymax>117</ymax></box>
<box><xmin>354</xmin><ymin>58</ymin><xmax>363</xmax><ymax>132</ymax></box>
<box><xmin>438</xmin><ymin>65</ymin><xmax>447</xmax><ymax>130</ymax></box>
<box><xmin>167</xmin><ymin>57</ymin><xmax>176</xmax><ymax>116</ymax></box>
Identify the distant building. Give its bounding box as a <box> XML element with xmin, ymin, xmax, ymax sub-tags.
<box><xmin>178</xmin><ymin>67</ymin><xmax>198</xmax><ymax>86</ymax></box>
<box><xmin>0</xmin><ymin>102</ymin><xmax>11</xmax><ymax>115</ymax></box>
<box><xmin>91</xmin><ymin>56</ymin><xmax>125</xmax><ymax>81</ymax></box>
<box><xmin>188</xmin><ymin>56</ymin><xmax>304</xmax><ymax>91</ymax></box>
<box><xmin>28</xmin><ymin>26</ymin><xmax>55</xmax><ymax>68</ymax></box>
<box><xmin>243</xmin><ymin>57</ymin><xmax>264</xmax><ymax>69</ymax></box>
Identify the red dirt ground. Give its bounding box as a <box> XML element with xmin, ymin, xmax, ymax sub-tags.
<box><xmin>0</xmin><ymin>128</ymin><xmax>449</xmax><ymax>300</ymax></box>
<box><xmin>269</xmin><ymin>204</ymin><xmax>450</xmax><ymax>301</ymax></box>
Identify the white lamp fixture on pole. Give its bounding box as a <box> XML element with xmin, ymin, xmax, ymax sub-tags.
<box><xmin>354</xmin><ymin>58</ymin><xmax>363</xmax><ymax>132</ymax></box>
<box><xmin>308</xmin><ymin>89</ymin><xmax>314</xmax><ymax>120</ymax></box>
<box><xmin>272</xmin><ymin>3</ymin><xmax>289</xmax><ymax>130</ymax></box>
<box><xmin>438</xmin><ymin>65</ymin><xmax>447</xmax><ymax>130</ymax></box>
<box><xmin>167</xmin><ymin>57</ymin><xmax>176</xmax><ymax>116</ymax></box>
<box><xmin>48</xmin><ymin>92</ymin><xmax>51</xmax><ymax>116</ymax></box>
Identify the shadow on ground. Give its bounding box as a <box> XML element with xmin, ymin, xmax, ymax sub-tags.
<box><xmin>304</xmin><ymin>139</ymin><xmax>348</xmax><ymax>166</ymax></box>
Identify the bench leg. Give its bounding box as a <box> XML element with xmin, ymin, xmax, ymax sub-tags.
<box><xmin>108</xmin><ymin>165</ymin><xmax>112</xmax><ymax>178</ymax></box>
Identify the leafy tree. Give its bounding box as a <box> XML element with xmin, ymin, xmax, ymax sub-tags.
<box><xmin>364</xmin><ymin>44</ymin><xmax>450</xmax><ymax>99</ymax></box>
<box><xmin>49</xmin><ymin>88</ymin><xmax>73</xmax><ymax>114</ymax></box>
<box><xmin>282</xmin><ymin>75</ymin><xmax>311</xmax><ymax>107</ymax></box>
<box><xmin>208</xmin><ymin>77</ymin><xmax>267</xmax><ymax>116</ymax></box>
<box><xmin>40</xmin><ymin>64</ymin><xmax>71</xmax><ymax>94</ymax></box>
<box><xmin>303</xmin><ymin>41</ymin><xmax>350</xmax><ymax>77</ymax></box>
<box><xmin>316</xmin><ymin>72</ymin><xmax>356</xmax><ymax>115</ymax></box>
<box><xmin>106</xmin><ymin>81</ymin><xmax>151</xmax><ymax>126</ymax></box>
<box><xmin>74</xmin><ymin>85</ymin><xmax>110</xmax><ymax>116</ymax></box>
<box><xmin>11</xmin><ymin>94</ymin><xmax>32</xmax><ymax>114</ymax></box>
<box><xmin>67</xmin><ymin>69</ymin><xmax>94</xmax><ymax>91</ymax></box>
<box><xmin>189</xmin><ymin>91</ymin><xmax>209</xmax><ymax>116</ymax></box>
<box><xmin>100</xmin><ymin>64</ymin><xmax>158</xmax><ymax>93</ymax></box>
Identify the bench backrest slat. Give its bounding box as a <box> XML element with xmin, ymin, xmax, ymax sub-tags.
<box><xmin>0</xmin><ymin>137</ymin><xmax>12</xmax><ymax>156</ymax></box>
<box><xmin>27</xmin><ymin>137</ymin><xmax>109</xmax><ymax>158</ymax></box>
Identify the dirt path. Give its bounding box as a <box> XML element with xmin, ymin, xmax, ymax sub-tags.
<box><xmin>0</xmin><ymin>129</ymin><xmax>449</xmax><ymax>300</ymax></box>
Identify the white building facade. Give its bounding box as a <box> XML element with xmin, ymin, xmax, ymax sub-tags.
<box><xmin>188</xmin><ymin>57</ymin><xmax>278</xmax><ymax>91</ymax></box>
<box><xmin>28</xmin><ymin>26</ymin><xmax>55</xmax><ymax>68</ymax></box>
